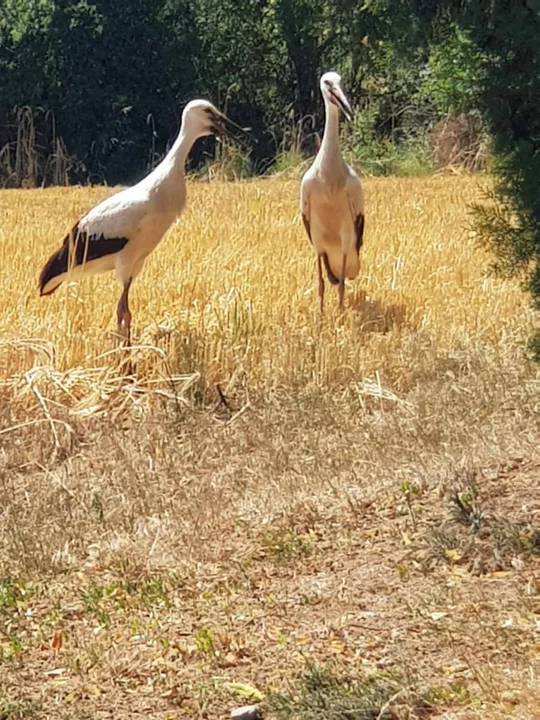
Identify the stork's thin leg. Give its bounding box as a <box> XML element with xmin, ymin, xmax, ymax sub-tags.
<box><xmin>317</xmin><ymin>255</ymin><xmax>325</xmax><ymax>314</ymax></box>
<box><xmin>338</xmin><ymin>253</ymin><xmax>347</xmax><ymax>310</ymax></box>
<box><xmin>116</xmin><ymin>278</ymin><xmax>133</xmax><ymax>345</ymax></box>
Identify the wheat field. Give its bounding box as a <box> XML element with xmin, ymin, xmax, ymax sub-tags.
<box><xmin>0</xmin><ymin>176</ymin><xmax>539</xmax><ymax>719</ymax></box>
<box><xmin>0</xmin><ymin>176</ymin><xmax>535</xmax><ymax>389</ymax></box>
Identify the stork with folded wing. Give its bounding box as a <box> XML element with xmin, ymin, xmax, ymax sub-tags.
<box><xmin>300</xmin><ymin>72</ymin><xmax>365</xmax><ymax>312</ymax></box>
<box><xmin>39</xmin><ymin>100</ymin><xmax>244</xmax><ymax>344</ymax></box>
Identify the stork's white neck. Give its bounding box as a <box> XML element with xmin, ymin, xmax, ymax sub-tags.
<box><xmin>164</xmin><ymin>125</ymin><xmax>199</xmax><ymax>175</ymax></box>
<box><xmin>318</xmin><ymin>99</ymin><xmax>342</xmax><ymax>170</ymax></box>
<box><xmin>147</xmin><ymin>121</ymin><xmax>202</xmax><ymax>190</ymax></box>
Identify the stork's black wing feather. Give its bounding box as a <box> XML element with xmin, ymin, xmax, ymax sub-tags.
<box><xmin>355</xmin><ymin>213</ymin><xmax>365</xmax><ymax>254</ymax></box>
<box><xmin>302</xmin><ymin>213</ymin><xmax>313</xmax><ymax>245</ymax></box>
<box><xmin>39</xmin><ymin>222</ymin><xmax>129</xmax><ymax>296</ymax></box>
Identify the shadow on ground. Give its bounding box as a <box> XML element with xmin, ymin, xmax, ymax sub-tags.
<box><xmin>350</xmin><ymin>289</ymin><xmax>409</xmax><ymax>333</ymax></box>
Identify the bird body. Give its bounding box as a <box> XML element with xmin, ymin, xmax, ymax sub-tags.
<box><xmin>39</xmin><ymin>99</ymin><xmax>231</xmax><ymax>341</ymax></box>
<box><xmin>300</xmin><ymin>72</ymin><xmax>364</xmax><ymax>309</ymax></box>
<box><xmin>301</xmin><ymin>168</ymin><xmax>362</xmax><ymax>282</ymax></box>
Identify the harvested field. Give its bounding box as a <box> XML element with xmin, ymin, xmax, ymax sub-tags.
<box><xmin>0</xmin><ymin>176</ymin><xmax>538</xmax><ymax>719</ymax></box>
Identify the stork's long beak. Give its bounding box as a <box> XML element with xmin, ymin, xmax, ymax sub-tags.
<box><xmin>330</xmin><ymin>86</ymin><xmax>353</xmax><ymax>121</ymax></box>
<box><xmin>213</xmin><ymin>111</ymin><xmax>251</xmax><ymax>149</ymax></box>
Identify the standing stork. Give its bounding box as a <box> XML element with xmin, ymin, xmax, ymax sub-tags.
<box><xmin>300</xmin><ymin>72</ymin><xmax>365</xmax><ymax>312</ymax></box>
<box><xmin>39</xmin><ymin>100</ymin><xmax>240</xmax><ymax>343</ymax></box>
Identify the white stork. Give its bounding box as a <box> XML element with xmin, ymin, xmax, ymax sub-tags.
<box><xmin>300</xmin><ymin>72</ymin><xmax>365</xmax><ymax>311</ymax></box>
<box><xmin>39</xmin><ymin>99</ymin><xmax>240</xmax><ymax>343</ymax></box>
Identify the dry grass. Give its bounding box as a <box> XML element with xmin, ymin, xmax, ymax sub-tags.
<box><xmin>0</xmin><ymin>176</ymin><xmax>538</xmax><ymax>719</ymax></box>
<box><xmin>1</xmin><ymin>176</ymin><xmax>534</xmax><ymax>389</ymax></box>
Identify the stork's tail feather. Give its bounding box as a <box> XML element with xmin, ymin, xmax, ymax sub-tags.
<box><xmin>39</xmin><ymin>245</ymin><xmax>69</xmax><ymax>296</ymax></box>
<box><xmin>322</xmin><ymin>253</ymin><xmax>339</xmax><ymax>285</ymax></box>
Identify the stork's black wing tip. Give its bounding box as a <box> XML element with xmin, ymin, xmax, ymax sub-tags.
<box><xmin>355</xmin><ymin>213</ymin><xmax>365</xmax><ymax>254</ymax></box>
<box><xmin>39</xmin><ymin>246</ymin><xmax>67</xmax><ymax>296</ymax></box>
<box><xmin>322</xmin><ymin>252</ymin><xmax>339</xmax><ymax>285</ymax></box>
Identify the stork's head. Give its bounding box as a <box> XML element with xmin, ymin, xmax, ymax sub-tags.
<box><xmin>182</xmin><ymin>99</ymin><xmax>229</xmax><ymax>138</ymax></box>
<box><xmin>320</xmin><ymin>72</ymin><xmax>353</xmax><ymax>120</ymax></box>
<box><xmin>182</xmin><ymin>99</ymin><xmax>250</xmax><ymax>148</ymax></box>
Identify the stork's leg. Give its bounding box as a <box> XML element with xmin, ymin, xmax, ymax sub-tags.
<box><xmin>338</xmin><ymin>253</ymin><xmax>347</xmax><ymax>310</ymax></box>
<box><xmin>317</xmin><ymin>255</ymin><xmax>325</xmax><ymax>314</ymax></box>
<box><xmin>116</xmin><ymin>278</ymin><xmax>133</xmax><ymax>345</ymax></box>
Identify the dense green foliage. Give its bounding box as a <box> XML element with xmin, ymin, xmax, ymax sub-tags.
<box><xmin>0</xmin><ymin>0</ymin><xmax>200</xmax><ymax>183</ymax></box>
<box><xmin>0</xmin><ymin>0</ymin><xmax>478</xmax><ymax>184</ymax></box>
<box><xmin>439</xmin><ymin>0</ymin><xmax>540</xmax><ymax>356</ymax></box>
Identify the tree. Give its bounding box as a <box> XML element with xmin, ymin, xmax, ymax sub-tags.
<box><xmin>417</xmin><ymin>0</ymin><xmax>540</xmax><ymax>356</ymax></box>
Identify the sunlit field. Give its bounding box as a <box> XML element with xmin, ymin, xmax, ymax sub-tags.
<box><xmin>0</xmin><ymin>177</ymin><xmax>538</xmax><ymax>719</ymax></box>
<box><xmin>1</xmin><ymin>177</ymin><xmax>536</xmax><ymax>391</ymax></box>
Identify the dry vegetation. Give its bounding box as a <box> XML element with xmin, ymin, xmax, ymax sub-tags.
<box><xmin>0</xmin><ymin>176</ymin><xmax>538</xmax><ymax>719</ymax></box>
